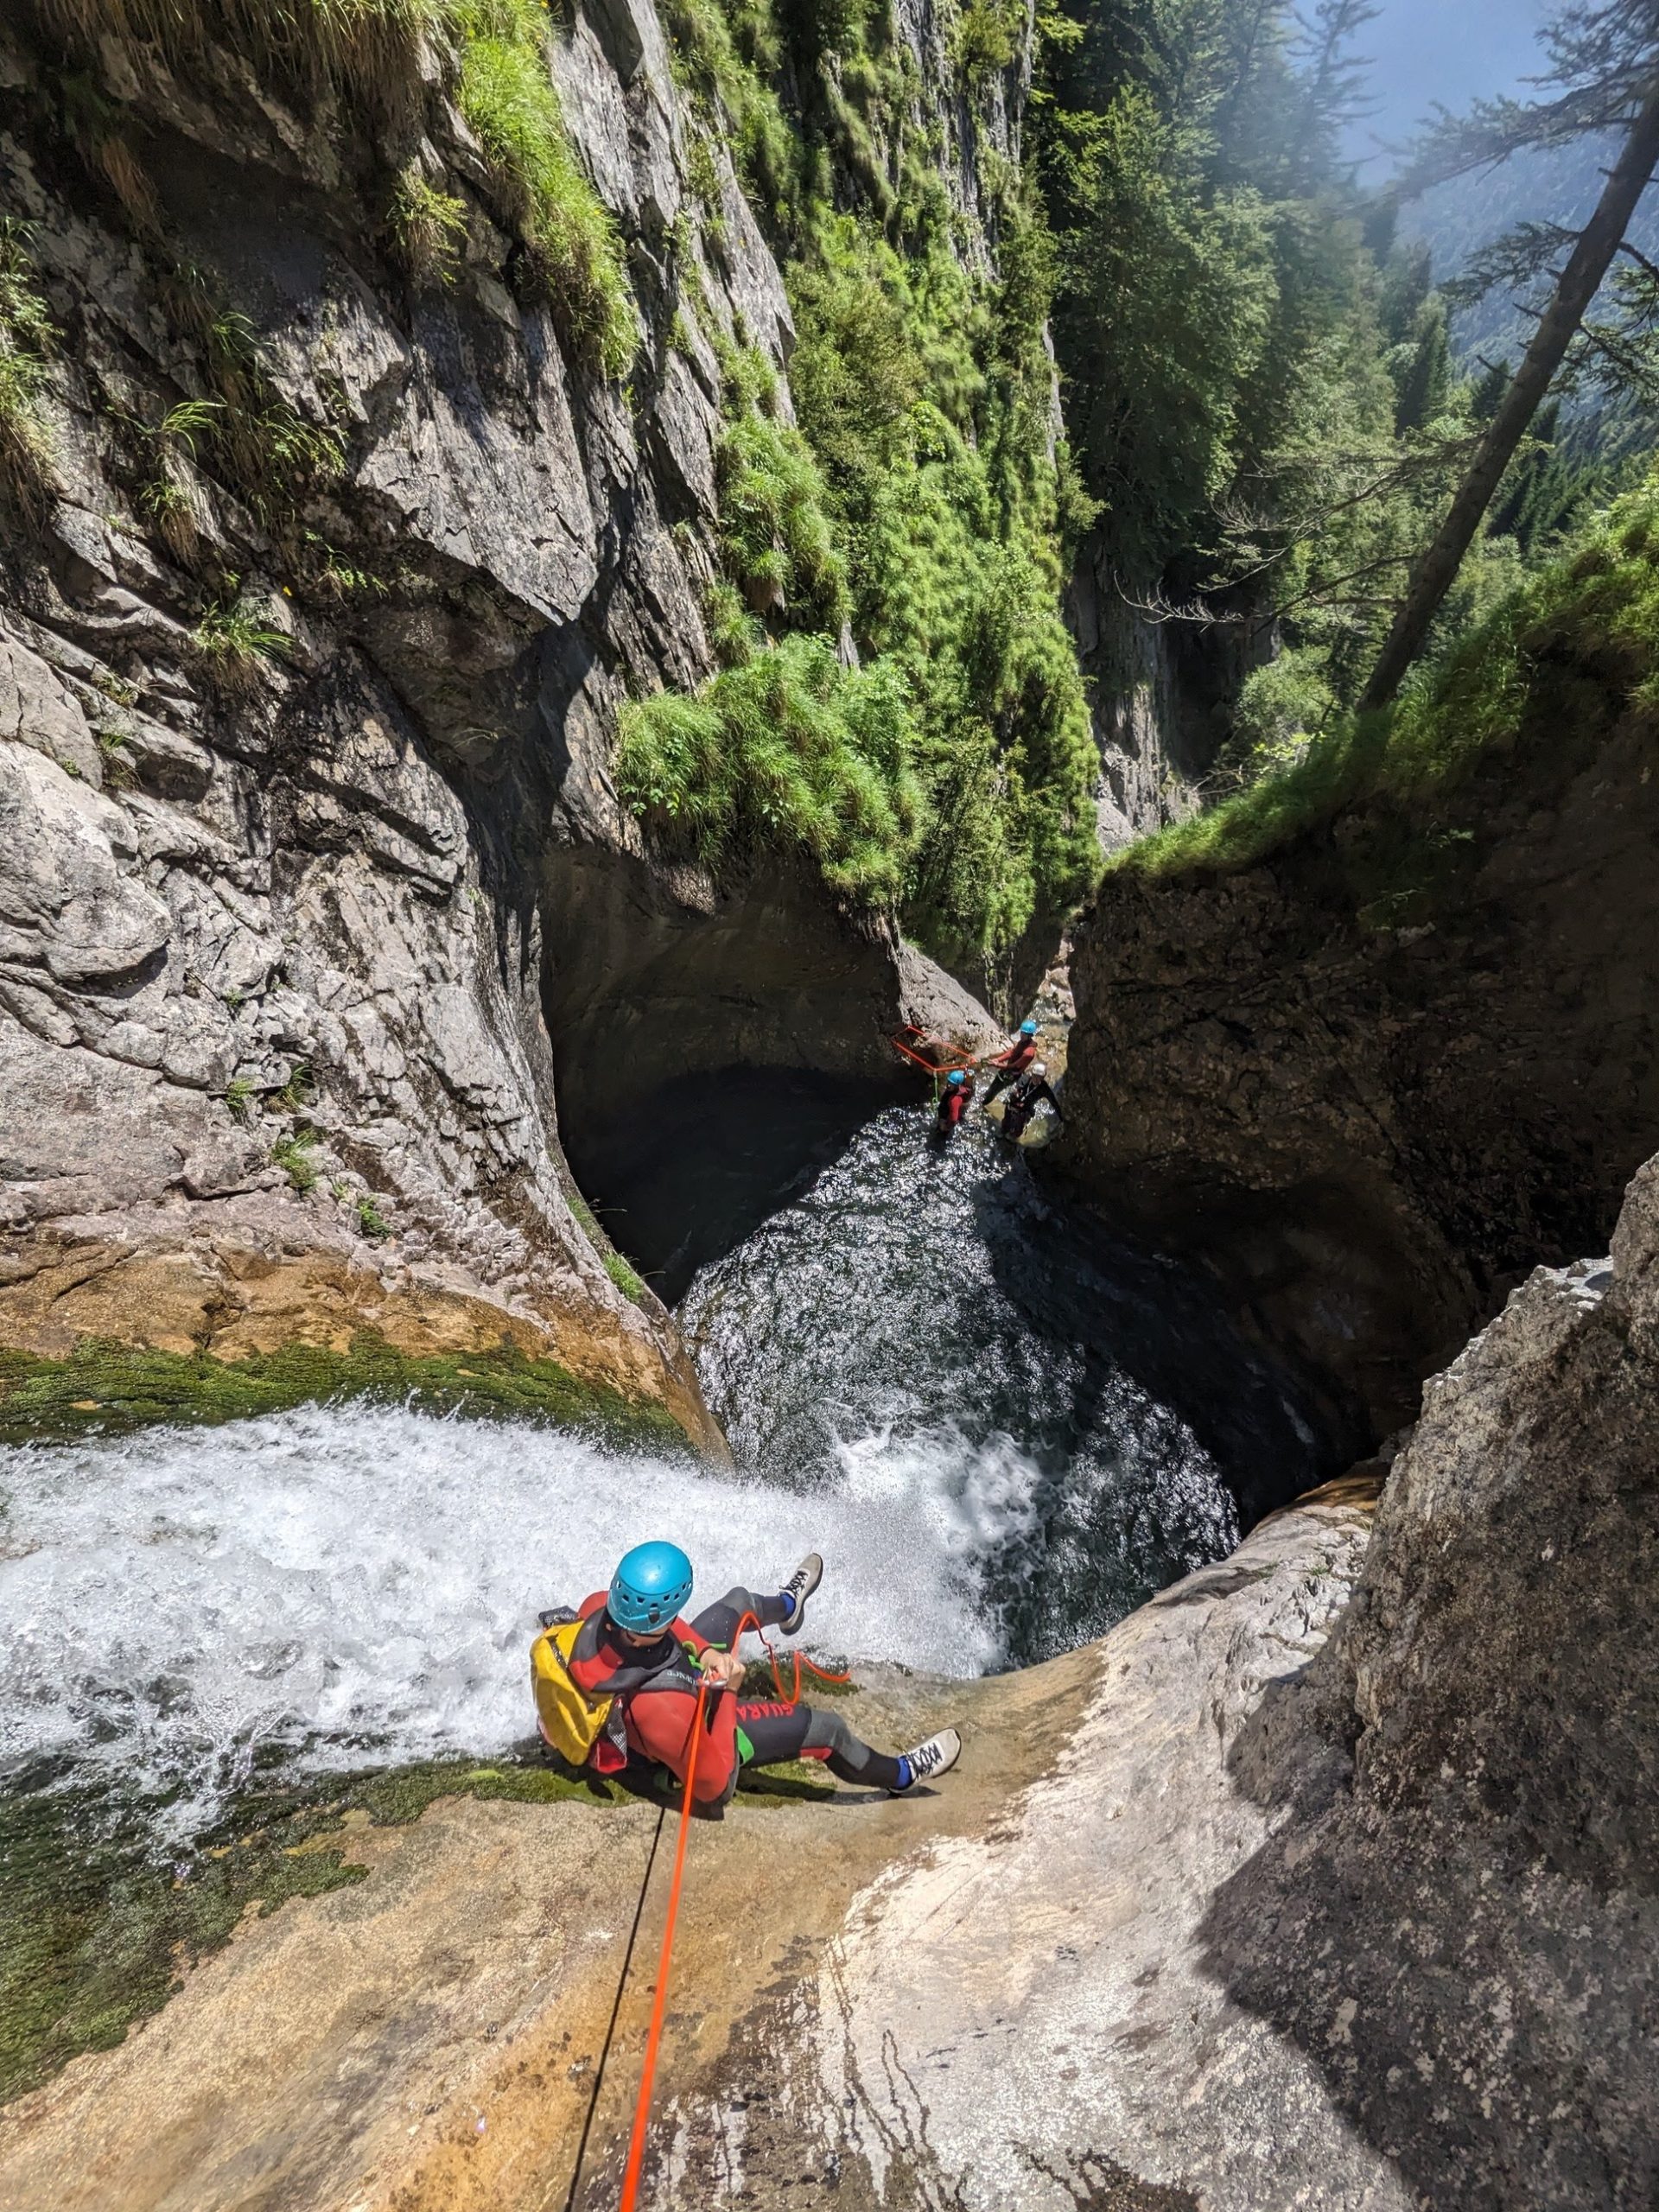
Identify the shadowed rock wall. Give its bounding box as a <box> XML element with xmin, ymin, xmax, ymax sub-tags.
<box><xmin>1058</xmin><ymin>676</ymin><xmax>1659</xmax><ymax>1458</ymax></box>
<box><xmin>1200</xmin><ymin>1154</ymin><xmax>1659</xmax><ymax>2209</ymax></box>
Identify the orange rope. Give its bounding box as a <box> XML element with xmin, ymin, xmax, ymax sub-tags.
<box><xmin>614</xmin><ymin>1618</ymin><xmax>851</xmax><ymax>2208</ymax></box>
<box><xmin>888</xmin><ymin>1027</ymin><xmax>986</xmax><ymax>1076</ymax></box>
<box><xmin>723</xmin><ymin>1607</ymin><xmax>852</xmax><ymax>1704</ymax></box>
<box><xmin>617</xmin><ymin>1673</ymin><xmax>709</xmax><ymax>2212</ymax></box>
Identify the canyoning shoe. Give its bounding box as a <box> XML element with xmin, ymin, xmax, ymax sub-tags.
<box><xmin>893</xmin><ymin>1727</ymin><xmax>962</xmax><ymax>1792</ymax></box>
<box><xmin>779</xmin><ymin>1552</ymin><xmax>823</xmax><ymax>1637</ymax></box>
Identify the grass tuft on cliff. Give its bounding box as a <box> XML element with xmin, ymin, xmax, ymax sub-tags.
<box><xmin>658</xmin><ymin>0</ymin><xmax>801</xmax><ymax>230</ymax></box>
<box><xmin>617</xmin><ymin>632</ymin><xmax>924</xmax><ymax>902</ymax></box>
<box><xmin>452</xmin><ymin>0</ymin><xmax>635</xmax><ymax>375</ymax></box>
<box><xmin>0</xmin><ymin>1336</ymin><xmax>688</xmax><ymax>1454</ymax></box>
<box><xmin>1112</xmin><ymin>485</ymin><xmax>1659</xmax><ymax>882</ymax></box>
<box><xmin>0</xmin><ymin>220</ymin><xmax>56</xmax><ymax>515</ymax></box>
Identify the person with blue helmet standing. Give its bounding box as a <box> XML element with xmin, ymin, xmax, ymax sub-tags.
<box><xmin>552</xmin><ymin>1542</ymin><xmax>960</xmax><ymax>1808</ymax></box>
<box><xmin>981</xmin><ymin>1018</ymin><xmax>1041</xmax><ymax>1108</ymax></box>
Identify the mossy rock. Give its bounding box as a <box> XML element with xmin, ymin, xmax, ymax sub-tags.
<box><xmin>0</xmin><ymin>1335</ymin><xmax>689</xmax><ymax>1455</ymax></box>
<box><xmin>0</xmin><ymin>1730</ymin><xmax>843</xmax><ymax>2108</ymax></box>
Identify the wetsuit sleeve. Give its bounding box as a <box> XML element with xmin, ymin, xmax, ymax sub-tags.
<box><xmin>1037</xmin><ymin>1081</ymin><xmax>1063</xmax><ymax>1115</ymax></box>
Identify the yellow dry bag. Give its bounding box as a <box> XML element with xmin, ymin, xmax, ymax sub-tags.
<box><xmin>531</xmin><ymin>1615</ymin><xmax>613</xmax><ymax>1767</ymax></box>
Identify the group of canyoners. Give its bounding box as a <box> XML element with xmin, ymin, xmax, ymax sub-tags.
<box><xmin>532</xmin><ymin>1545</ymin><xmax>961</xmax><ymax>1808</ymax></box>
<box><xmin>933</xmin><ymin>1018</ymin><xmax>1064</xmax><ymax>1145</ymax></box>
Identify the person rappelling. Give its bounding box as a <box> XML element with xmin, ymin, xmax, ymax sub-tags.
<box><xmin>932</xmin><ymin>1066</ymin><xmax>975</xmax><ymax>1143</ymax></box>
<box><xmin>980</xmin><ymin>1018</ymin><xmax>1041</xmax><ymax>1107</ymax></box>
<box><xmin>531</xmin><ymin>1542</ymin><xmax>961</xmax><ymax>1808</ymax></box>
<box><xmin>997</xmin><ymin>1060</ymin><xmax>1064</xmax><ymax>1143</ymax></box>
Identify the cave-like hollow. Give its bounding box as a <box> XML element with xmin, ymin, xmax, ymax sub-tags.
<box><xmin>540</xmin><ymin>847</ymin><xmax>913</xmax><ymax>1302</ymax></box>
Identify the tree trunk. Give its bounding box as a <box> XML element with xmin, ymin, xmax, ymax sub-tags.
<box><xmin>1360</xmin><ymin>76</ymin><xmax>1659</xmax><ymax>712</ymax></box>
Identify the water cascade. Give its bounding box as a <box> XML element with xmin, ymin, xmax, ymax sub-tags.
<box><xmin>0</xmin><ymin>1109</ymin><xmax>1315</xmax><ymax>1835</ymax></box>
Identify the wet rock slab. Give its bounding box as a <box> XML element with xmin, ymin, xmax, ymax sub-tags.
<box><xmin>0</xmin><ymin>1499</ymin><xmax>1374</xmax><ymax>2212</ymax></box>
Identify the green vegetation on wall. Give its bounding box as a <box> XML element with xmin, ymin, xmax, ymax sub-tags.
<box><xmin>1111</xmin><ymin>486</ymin><xmax>1659</xmax><ymax>883</ymax></box>
<box><xmin>711</xmin><ymin>344</ymin><xmax>851</xmax><ymax>639</ymax></box>
<box><xmin>0</xmin><ymin>1336</ymin><xmax>688</xmax><ymax>1453</ymax></box>
<box><xmin>0</xmin><ymin>219</ymin><xmax>54</xmax><ymax>512</ymax></box>
<box><xmin>788</xmin><ymin>213</ymin><xmax>1099</xmax><ymax>957</ymax></box>
<box><xmin>618</xmin><ymin>631</ymin><xmax>924</xmax><ymax>900</ymax></box>
<box><xmin>452</xmin><ymin>0</ymin><xmax>635</xmax><ymax>373</ymax></box>
<box><xmin>631</xmin><ymin>0</ymin><xmax>1099</xmax><ymax>968</ymax></box>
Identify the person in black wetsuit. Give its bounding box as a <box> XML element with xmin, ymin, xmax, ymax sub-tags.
<box><xmin>998</xmin><ymin>1061</ymin><xmax>1064</xmax><ymax>1142</ymax></box>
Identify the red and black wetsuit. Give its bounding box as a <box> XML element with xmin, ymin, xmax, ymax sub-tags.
<box><xmin>934</xmin><ymin>1078</ymin><xmax>974</xmax><ymax>1141</ymax></box>
<box><xmin>982</xmin><ymin>1034</ymin><xmax>1039</xmax><ymax>1106</ymax></box>
<box><xmin>565</xmin><ymin>1586</ymin><xmax>905</xmax><ymax>1804</ymax></box>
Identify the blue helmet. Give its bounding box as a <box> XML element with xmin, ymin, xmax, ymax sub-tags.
<box><xmin>608</xmin><ymin>1540</ymin><xmax>693</xmax><ymax>1634</ymax></box>
<box><xmin>1019</xmin><ymin>1020</ymin><xmax>1038</xmax><ymax>1037</ymax></box>
<box><xmin>947</xmin><ymin>1069</ymin><xmax>966</xmax><ymax>1085</ymax></box>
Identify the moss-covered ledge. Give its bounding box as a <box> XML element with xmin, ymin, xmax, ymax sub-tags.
<box><xmin>0</xmin><ymin>1334</ymin><xmax>690</xmax><ymax>1453</ymax></box>
<box><xmin>0</xmin><ymin>1740</ymin><xmax>843</xmax><ymax>2107</ymax></box>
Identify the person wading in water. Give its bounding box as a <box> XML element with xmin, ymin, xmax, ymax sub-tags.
<box><xmin>537</xmin><ymin>1543</ymin><xmax>961</xmax><ymax>1809</ymax></box>
<box><xmin>932</xmin><ymin>1067</ymin><xmax>975</xmax><ymax>1145</ymax></box>
<box><xmin>997</xmin><ymin>1061</ymin><xmax>1064</xmax><ymax>1143</ymax></box>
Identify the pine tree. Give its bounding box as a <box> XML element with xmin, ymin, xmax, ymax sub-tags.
<box><xmin>1361</xmin><ymin>3</ymin><xmax>1659</xmax><ymax>709</ymax></box>
<box><xmin>1393</xmin><ymin>298</ymin><xmax>1452</xmax><ymax>432</ymax></box>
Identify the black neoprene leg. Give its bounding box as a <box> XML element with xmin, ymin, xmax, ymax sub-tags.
<box><xmin>692</xmin><ymin>1585</ymin><xmax>791</xmax><ymax>1647</ymax></box>
<box><xmin>736</xmin><ymin>1701</ymin><xmax>906</xmax><ymax>1792</ymax></box>
<box><xmin>982</xmin><ymin>1066</ymin><xmax>1015</xmax><ymax>1105</ymax></box>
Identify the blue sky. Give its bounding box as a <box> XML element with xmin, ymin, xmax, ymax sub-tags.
<box><xmin>1349</xmin><ymin>0</ymin><xmax>1554</xmax><ymax>168</ymax></box>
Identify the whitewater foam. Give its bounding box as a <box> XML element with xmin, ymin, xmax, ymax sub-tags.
<box><xmin>0</xmin><ymin>1398</ymin><xmax>1021</xmax><ymax>1821</ymax></box>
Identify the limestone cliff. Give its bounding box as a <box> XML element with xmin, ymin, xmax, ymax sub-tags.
<box><xmin>0</xmin><ymin>0</ymin><xmax>1010</xmax><ymax>1427</ymax></box>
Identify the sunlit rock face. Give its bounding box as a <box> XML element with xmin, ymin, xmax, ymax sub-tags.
<box><xmin>0</xmin><ymin>0</ymin><xmax>1021</xmax><ymax>1430</ymax></box>
<box><xmin>0</xmin><ymin>0</ymin><xmax>759</xmax><ymax>1428</ymax></box>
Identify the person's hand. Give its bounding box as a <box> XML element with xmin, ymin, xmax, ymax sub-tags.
<box><xmin>699</xmin><ymin>1648</ymin><xmax>744</xmax><ymax>1692</ymax></box>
